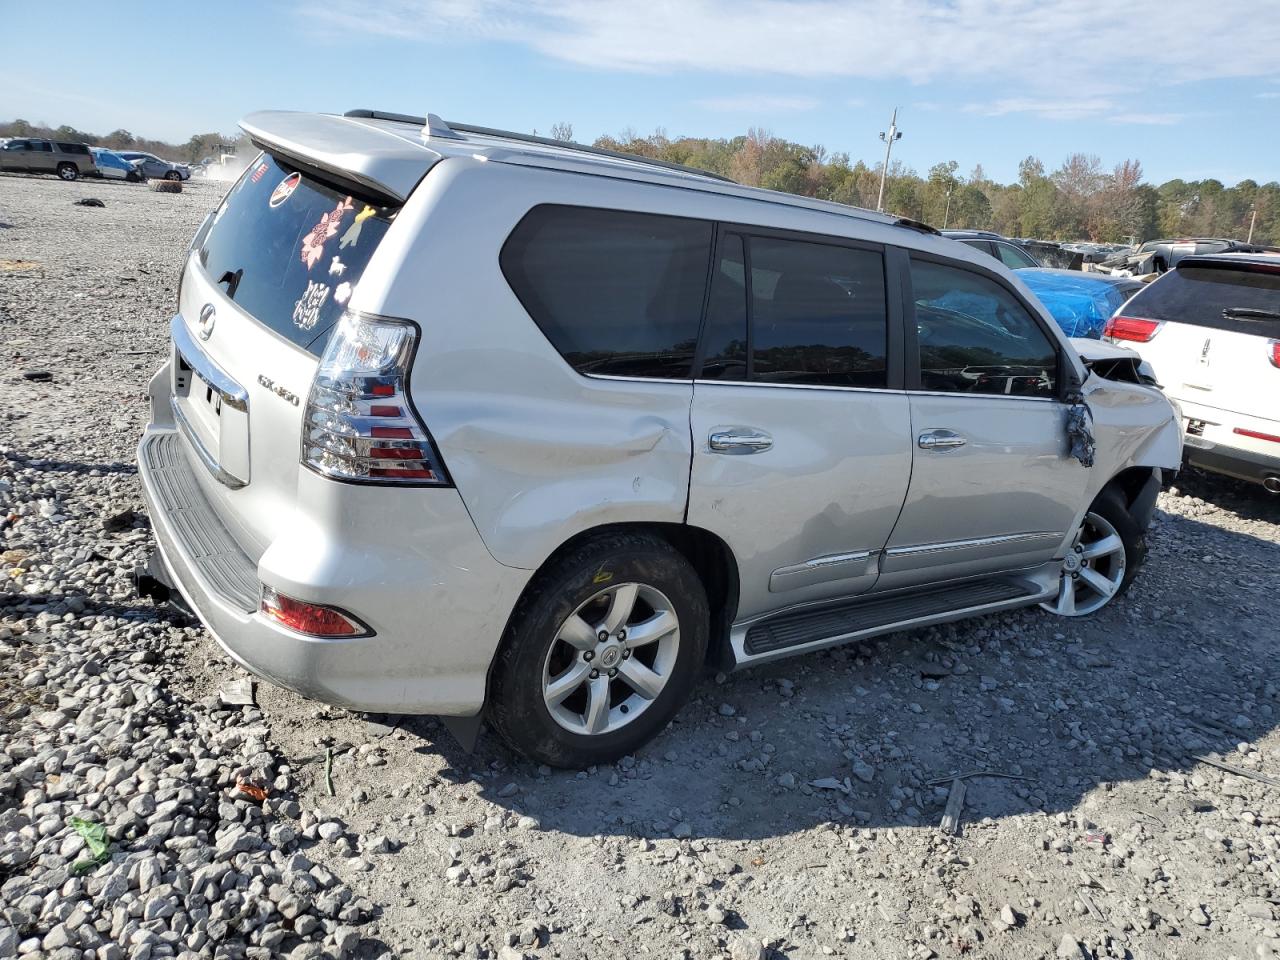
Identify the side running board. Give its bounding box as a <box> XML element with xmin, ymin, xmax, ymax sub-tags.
<box><xmin>737</xmin><ymin>577</ymin><xmax>1048</xmax><ymax>661</ymax></box>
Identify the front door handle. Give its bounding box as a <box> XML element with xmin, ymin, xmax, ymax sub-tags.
<box><xmin>709</xmin><ymin>430</ymin><xmax>773</xmax><ymax>454</ymax></box>
<box><xmin>918</xmin><ymin>429</ymin><xmax>967</xmax><ymax>450</ymax></box>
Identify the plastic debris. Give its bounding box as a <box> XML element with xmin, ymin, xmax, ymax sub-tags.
<box><xmin>69</xmin><ymin>816</ymin><xmax>111</xmax><ymax>873</ymax></box>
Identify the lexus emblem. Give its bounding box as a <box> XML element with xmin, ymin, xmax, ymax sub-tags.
<box><xmin>197</xmin><ymin>303</ymin><xmax>217</xmax><ymax>341</ymax></box>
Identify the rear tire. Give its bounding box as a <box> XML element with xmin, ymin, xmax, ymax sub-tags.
<box><xmin>1041</xmin><ymin>486</ymin><xmax>1145</xmax><ymax>617</ymax></box>
<box><xmin>489</xmin><ymin>532</ymin><xmax>709</xmax><ymax>768</ymax></box>
<box><xmin>57</xmin><ymin>163</ymin><xmax>78</xmax><ymax>181</ymax></box>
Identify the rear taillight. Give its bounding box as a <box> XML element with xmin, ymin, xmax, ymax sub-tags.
<box><xmin>260</xmin><ymin>586</ymin><xmax>370</xmax><ymax>637</ymax></box>
<box><xmin>1269</xmin><ymin>340</ymin><xmax>1280</xmax><ymax>369</ymax></box>
<box><xmin>302</xmin><ymin>312</ymin><xmax>450</xmax><ymax>485</ymax></box>
<box><xmin>1104</xmin><ymin>315</ymin><xmax>1163</xmax><ymax>343</ymax></box>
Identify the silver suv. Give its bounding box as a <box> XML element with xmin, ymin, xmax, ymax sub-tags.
<box><xmin>136</xmin><ymin>109</ymin><xmax>1181</xmax><ymax>767</ymax></box>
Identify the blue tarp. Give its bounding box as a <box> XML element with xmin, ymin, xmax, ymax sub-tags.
<box><xmin>1019</xmin><ymin>268</ymin><xmax>1134</xmax><ymax>339</ymax></box>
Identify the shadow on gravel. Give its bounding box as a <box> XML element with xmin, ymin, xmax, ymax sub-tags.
<box><xmin>366</xmin><ymin>510</ymin><xmax>1279</xmax><ymax>843</ymax></box>
<box><xmin>13</xmin><ymin>457</ymin><xmax>138</xmax><ymax>476</ymax></box>
<box><xmin>1173</xmin><ymin>465</ymin><xmax>1280</xmax><ymax>523</ymax></box>
<box><xmin>1</xmin><ymin>591</ymin><xmax>189</xmax><ymax>626</ymax></box>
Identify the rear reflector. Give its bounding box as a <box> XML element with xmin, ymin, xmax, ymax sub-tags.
<box><xmin>1104</xmin><ymin>315</ymin><xmax>1163</xmax><ymax>343</ymax></box>
<box><xmin>260</xmin><ymin>585</ymin><xmax>370</xmax><ymax>638</ymax></box>
<box><xmin>1270</xmin><ymin>340</ymin><xmax>1280</xmax><ymax>369</ymax></box>
<box><xmin>1234</xmin><ymin>427</ymin><xmax>1280</xmax><ymax>445</ymax></box>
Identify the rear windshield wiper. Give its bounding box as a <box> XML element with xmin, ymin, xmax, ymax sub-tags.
<box><xmin>1223</xmin><ymin>307</ymin><xmax>1280</xmax><ymax>322</ymax></box>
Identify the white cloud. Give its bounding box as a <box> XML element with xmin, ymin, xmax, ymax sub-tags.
<box><xmin>965</xmin><ymin>98</ymin><xmax>1111</xmax><ymax>121</ymax></box>
<box><xmin>307</xmin><ymin>0</ymin><xmax>1280</xmax><ymax>90</ymax></box>
<box><xmin>694</xmin><ymin>95</ymin><xmax>819</xmax><ymax>112</ymax></box>
<box><xmin>1107</xmin><ymin>112</ymin><xmax>1183</xmax><ymax>126</ymax></box>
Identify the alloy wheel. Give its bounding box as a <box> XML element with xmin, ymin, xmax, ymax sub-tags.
<box><xmin>1041</xmin><ymin>510</ymin><xmax>1127</xmax><ymax>617</ymax></box>
<box><xmin>542</xmin><ymin>582</ymin><xmax>681</xmax><ymax>735</ymax></box>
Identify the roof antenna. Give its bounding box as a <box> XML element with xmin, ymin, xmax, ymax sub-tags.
<box><xmin>423</xmin><ymin>113</ymin><xmax>462</xmax><ymax>140</ymax></box>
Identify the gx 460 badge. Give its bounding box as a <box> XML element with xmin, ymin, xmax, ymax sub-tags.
<box><xmin>257</xmin><ymin>374</ymin><xmax>300</xmax><ymax>407</ymax></box>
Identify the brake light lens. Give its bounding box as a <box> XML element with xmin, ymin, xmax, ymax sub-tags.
<box><xmin>302</xmin><ymin>312</ymin><xmax>450</xmax><ymax>485</ymax></box>
<box><xmin>1234</xmin><ymin>427</ymin><xmax>1280</xmax><ymax>445</ymax></box>
<box><xmin>260</xmin><ymin>585</ymin><xmax>369</xmax><ymax>637</ymax></box>
<box><xmin>1269</xmin><ymin>340</ymin><xmax>1280</xmax><ymax>369</ymax></box>
<box><xmin>1104</xmin><ymin>315</ymin><xmax>1164</xmax><ymax>343</ymax></box>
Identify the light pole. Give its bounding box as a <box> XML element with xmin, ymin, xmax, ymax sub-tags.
<box><xmin>1248</xmin><ymin>206</ymin><xmax>1257</xmax><ymax>243</ymax></box>
<box><xmin>876</xmin><ymin>107</ymin><xmax>902</xmax><ymax>213</ymax></box>
<box><xmin>942</xmin><ymin>181</ymin><xmax>954</xmax><ymax>229</ymax></box>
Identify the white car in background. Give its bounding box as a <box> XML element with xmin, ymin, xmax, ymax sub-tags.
<box><xmin>1104</xmin><ymin>253</ymin><xmax>1280</xmax><ymax>492</ymax></box>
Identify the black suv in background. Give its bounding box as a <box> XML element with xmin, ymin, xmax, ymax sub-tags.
<box><xmin>942</xmin><ymin>230</ymin><xmax>1041</xmax><ymax>270</ymax></box>
<box><xmin>0</xmin><ymin>138</ymin><xmax>95</xmax><ymax>180</ymax></box>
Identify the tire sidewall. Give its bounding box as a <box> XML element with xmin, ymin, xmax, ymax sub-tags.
<box><xmin>492</xmin><ymin>537</ymin><xmax>708</xmax><ymax>767</ymax></box>
<box><xmin>1087</xmin><ymin>486</ymin><xmax>1146</xmax><ymax>598</ymax></box>
<box><xmin>57</xmin><ymin>164</ymin><xmax>77</xmax><ymax>181</ymax></box>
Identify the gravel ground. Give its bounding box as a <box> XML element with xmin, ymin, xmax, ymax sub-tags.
<box><xmin>3</xmin><ymin>170</ymin><xmax>1280</xmax><ymax>960</ymax></box>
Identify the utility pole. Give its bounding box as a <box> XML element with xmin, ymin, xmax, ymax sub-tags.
<box><xmin>942</xmin><ymin>181</ymin><xmax>954</xmax><ymax>229</ymax></box>
<box><xmin>876</xmin><ymin>107</ymin><xmax>902</xmax><ymax>213</ymax></box>
<box><xmin>1248</xmin><ymin>206</ymin><xmax>1257</xmax><ymax>243</ymax></box>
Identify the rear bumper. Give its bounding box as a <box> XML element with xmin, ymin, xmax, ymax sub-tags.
<box><xmin>137</xmin><ymin>426</ymin><xmax>530</xmax><ymax>715</ymax></box>
<box><xmin>1184</xmin><ymin>435</ymin><xmax>1280</xmax><ymax>487</ymax></box>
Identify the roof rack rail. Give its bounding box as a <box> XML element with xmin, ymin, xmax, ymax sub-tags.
<box><xmin>343</xmin><ymin>109</ymin><xmax>735</xmax><ymax>183</ymax></box>
<box><xmin>894</xmin><ymin>216</ymin><xmax>941</xmax><ymax>236</ymax></box>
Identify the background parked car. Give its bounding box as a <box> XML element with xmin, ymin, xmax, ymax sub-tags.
<box><xmin>1104</xmin><ymin>253</ymin><xmax>1280</xmax><ymax>491</ymax></box>
<box><xmin>91</xmin><ymin>147</ymin><xmax>143</xmax><ymax>182</ymax></box>
<box><xmin>117</xmin><ymin>151</ymin><xmax>190</xmax><ymax>181</ymax></box>
<box><xmin>941</xmin><ymin>229</ymin><xmax>1041</xmax><ymax>269</ymax></box>
<box><xmin>1019</xmin><ymin>267</ymin><xmax>1143</xmax><ymax>339</ymax></box>
<box><xmin>0</xmin><ymin>138</ymin><xmax>95</xmax><ymax>180</ymax></box>
<box><xmin>1102</xmin><ymin>238</ymin><xmax>1278</xmax><ymax>275</ymax></box>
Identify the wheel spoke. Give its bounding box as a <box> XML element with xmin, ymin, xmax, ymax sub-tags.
<box><xmin>624</xmin><ymin>610</ymin><xmax>677</xmax><ymax>647</ymax></box>
<box><xmin>1081</xmin><ymin>534</ymin><xmax>1123</xmax><ymax>561</ymax></box>
<box><xmin>557</xmin><ymin>614</ymin><xmax>597</xmax><ymax>651</ymax></box>
<box><xmin>544</xmin><ymin>661</ymin><xmax>590</xmax><ymax>707</ymax></box>
<box><xmin>1079</xmin><ymin>567</ymin><xmax>1117</xmax><ymax>599</ymax></box>
<box><xmin>618</xmin><ymin>658</ymin><xmax>665</xmax><ymax>699</ymax></box>
<box><xmin>583</xmin><ymin>675</ymin><xmax>611</xmax><ymax>733</ymax></box>
<box><xmin>601</xmin><ymin>584</ymin><xmax>639</xmax><ymax>634</ymax></box>
<box><xmin>1056</xmin><ymin>575</ymin><xmax>1076</xmax><ymax>616</ymax></box>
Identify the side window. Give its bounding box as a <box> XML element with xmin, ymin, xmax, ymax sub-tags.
<box><xmin>501</xmin><ymin>205</ymin><xmax>713</xmax><ymax>378</ymax></box>
<box><xmin>749</xmin><ymin>237</ymin><xmax>888</xmax><ymax>387</ymax></box>
<box><xmin>961</xmin><ymin>238</ymin><xmax>996</xmax><ymax>259</ymax></box>
<box><xmin>911</xmin><ymin>258</ymin><xmax>1057</xmax><ymax>398</ymax></box>
<box><xmin>2</xmin><ymin>140</ymin><xmax>25</xmax><ymax>151</ymax></box>
<box><xmin>31</xmin><ymin>141</ymin><xmax>52</xmax><ymax>152</ymax></box>
<box><xmin>699</xmin><ymin>233</ymin><xmax>748</xmax><ymax>380</ymax></box>
<box><xmin>996</xmin><ymin>242</ymin><xmax>1037</xmax><ymax>269</ymax></box>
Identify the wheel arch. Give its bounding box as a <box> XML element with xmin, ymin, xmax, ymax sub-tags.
<box><xmin>494</xmin><ymin>521</ymin><xmax>740</xmax><ymax>678</ymax></box>
<box><xmin>1101</xmin><ymin>464</ymin><xmax>1163</xmax><ymax>531</ymax></box>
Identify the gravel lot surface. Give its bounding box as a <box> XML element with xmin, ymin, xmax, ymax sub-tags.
<box><xmin>3</xmin><ymin>171</ymin><xmax>1280</xmax><ymax>960</ymax></box>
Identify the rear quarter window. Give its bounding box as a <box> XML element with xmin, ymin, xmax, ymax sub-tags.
<box><xmin>1124</xmin><ymin>264</ymin><xmax>1280</xmax><ymax>338</ymax></box>
<box><xmin>500</xmin><ymin>205</ymin><xmax>713</xmax><ymax>378</ymax></box>
<box><xmin>197</xmin><ymin>153</ymin><xmax>397</xmax><ymax>354</ymax></box>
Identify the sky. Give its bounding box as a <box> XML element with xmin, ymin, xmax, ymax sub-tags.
<box><xmin>4</xmin><ymin>0</ymin><xmax>1279</xmax><ymax>186</ymax></box>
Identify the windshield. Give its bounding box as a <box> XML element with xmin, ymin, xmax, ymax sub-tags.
<box><xmin>197</xmin><ymin>152</ymin><xmax>398</xmax><ymax>354</ymax></box>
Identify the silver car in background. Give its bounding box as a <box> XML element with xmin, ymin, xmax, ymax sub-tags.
<box><xmin>118</xmin><ymin>151</ymin><xmax>190</xmax><ymax>181</ymax></box>
<box><xmin>136</xmin><ymin>109</ymin><xmax>1181</xmax><ymax>767</ymax></box>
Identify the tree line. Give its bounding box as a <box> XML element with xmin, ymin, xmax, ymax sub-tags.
<box><xmin>6</xmin><ymin>117</ymin><xmax>1274</xmax><ymax>245</ymax></box>
<box><xmin>590</xmin><ymin>127</ymin><xmax>1277</xmax><ymax>246</ymax></box>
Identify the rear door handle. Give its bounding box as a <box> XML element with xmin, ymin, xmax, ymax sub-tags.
<box><xmin>709</xmin><ymin>430</ymin><xmax>773</xmax><ymax>454</ymax></box>
<box><xmin>918</xmin><ymin>429</ymin><xmax>967</xmax><ymax>450</ymax></box>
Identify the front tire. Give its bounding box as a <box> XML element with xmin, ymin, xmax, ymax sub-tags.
<box><xmin>57</xmin><ymin>163</ymin><xmax>78</xmax><ymax>181</ymax></box>
<box><xmin>1041</xmin><ymin>486</ymin><xmax>1145</xmax><ymax>617</ymax></box>
<box><xmin>489</xmin><ymin>532</ymin><xmax>709</xmax><ymax>768</ymax></box>
<box><xmin>165</xmin><ymin>170</ymin><xmax>181</xmax><ymax>181</ymax></box>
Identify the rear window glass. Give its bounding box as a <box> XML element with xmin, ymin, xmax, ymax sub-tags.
<box><xmin>1125</xmin><ymin>264</ymin><xmax>1280</xmax><ymax>338</ymax></box>
<box><xmin>198</xmin><ymin>153</ymin><xmax>397</xmax><ymax>354</ymax></box>
<box><xmin>500</xmin><ymin>205</ymin><xmax>713</xmax><ymax>378</ymax></box>
<box><xmin>57</xmin><ymin>142</ymin><xmax>89</xmax><ymax>154</ymax></box>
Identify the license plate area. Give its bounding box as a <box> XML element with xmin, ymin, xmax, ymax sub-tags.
<box><xmin>169</xmin><ymin>317</ymin><xmax>251</xmax><ymax>488</ymax></box>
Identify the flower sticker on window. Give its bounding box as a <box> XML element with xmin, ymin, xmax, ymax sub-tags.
<box><xmin>300</xmin><ymin>196</ymin><xmax>355</xmax><ymax>270</ymax></box>
<box><xmin>339</xmin><ymin>205</ymin><xmax>377</xmax><ymax>250</ymax></box>
<box><xmin>334</xmin><ymin>281</ymin><xmax>353</xmax><ymax>305</ymax></box>
<box><xmin>292</xmin><ymin>280</ymin><xmax>330</xmax><ymax>331</ymax></box>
